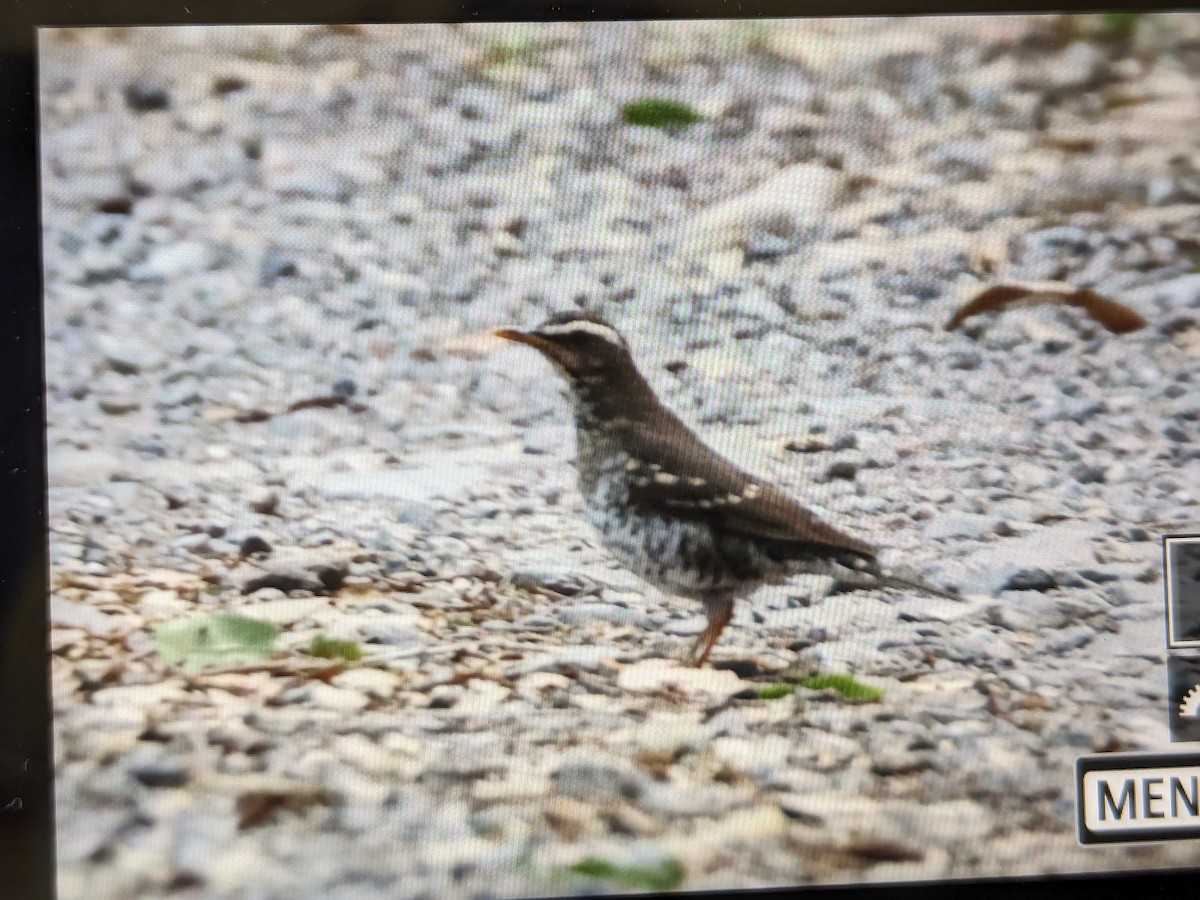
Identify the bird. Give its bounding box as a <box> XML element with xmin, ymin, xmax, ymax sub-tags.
<box><xmin>494</xmin><ymin>311</ymin><xmax>958</xmax><ymax>667</ymax></box>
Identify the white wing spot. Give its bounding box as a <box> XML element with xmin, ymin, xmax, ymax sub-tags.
<box><xmin>726</xmin><ymin>493</ymin><xmax>743</xmax><ymax>505</ymax></box>
<box><xmin>625</xmin><ymin>459</ymin><xmax>641</xmax><ymax>472</ymax></box>
<box><xmin>697</xmin><ymin>499</ymin><xmax>713</xmax><ymax>509</ymax></box>
<box><xmin>654</xmin><ymin>472</ymin><xmax>680</xmax><ymax>486</ymax></box>
<box><xmin>688</xmin><ymin>476</ymin><xmax>706</xmax><ymax>487</ymax></box>
<box><xmin>744</xmin><ymin>483</ymin><xmax>762</xmax><ymax>500</ymax></box>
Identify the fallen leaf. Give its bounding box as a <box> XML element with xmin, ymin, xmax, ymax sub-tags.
<box><xmin>155</xmin><ymin>613</ymin><xmax>280</xmax><ymax>673</ymax></box>
<box><xmin>946</xmin><ymin>282</ymin><xmax>1147</xmax><ymax>334</ymax></box>
<box><xmin>236</xmin><ymin>786</ymin><xmax>335</xmax><ymax>829</ymax></box>
<box><xmin>285</xmin><ymin>394</ymin><xmax>349</xmax><ymax>413</ymax></box>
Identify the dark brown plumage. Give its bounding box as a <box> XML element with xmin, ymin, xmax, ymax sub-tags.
<box><xmin>495</xmin><ymin>311</ymin><xmax>955</xmax><ymax>665</ymax></box>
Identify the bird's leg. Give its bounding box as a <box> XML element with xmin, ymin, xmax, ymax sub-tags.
<box><xmin>686</xmin><ymin>600</ymin><xmax>733</xmax><ymax>668</ymax></box>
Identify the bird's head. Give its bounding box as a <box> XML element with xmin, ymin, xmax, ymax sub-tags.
<box><xmin>493</xmin><ymin>311</ymin><xmax>635</xmax><ymax>386</ymax></box>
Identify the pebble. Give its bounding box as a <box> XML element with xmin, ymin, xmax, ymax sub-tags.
<box><xmin>124</xmin><ymin>82</ymin><xmax>170</xmax><ymax>112</ymax></box>
<box><xmin>552</xmin><ymin>761</ymin><xmax>643</xmax><ymax>801</ymax></box>
<box><xmin>999</xmin><ymin>567</ymin><xmax>1059</xmax><ymax>592</ymax></box>
<box><xmin>557</xmin><ymin>601</ymin><xmax>647</xmax><ymax>628</ymax></box>
<box><xmin>924</xmin><ymin>512</ymin><xmax>991</xmax><ymax>541</ymax></box>
<box><xmin>239</xmin><ymin>547</ymin><xmax>350</xmax><ymax>595</ymax></box>
<box><xmin>136</xmin><ymin>241</ymin><xmax>215</xmax><ymax>279</ymax></box>
<box><xmin>126</xmin><ymin>746</ymin><xmax>189</xmax><ymax>788</ymax></box>
<box><xmin>249</xmin><ymin>488</ymin><xmax>280</xmax><ymax>515</ymax></box>
<box><xmin>285</xmin><ymin>683</ymin><xmax>371</xmax><ymax>713</ymax></box>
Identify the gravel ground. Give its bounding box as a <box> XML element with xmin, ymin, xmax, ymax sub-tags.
<box><xmin>41</xmin><ymin>17</ymin><xmax>1200</xmax><ymax>899</ymax></box>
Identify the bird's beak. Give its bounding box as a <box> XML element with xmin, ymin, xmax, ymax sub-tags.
<box><xmin>493</xmin><ymin>328</ymin><xmax>555</xmax><ymax>354</ymax></box>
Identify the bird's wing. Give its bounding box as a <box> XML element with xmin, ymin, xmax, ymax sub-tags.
<box><xmin>624</xmin><ymin>413</ymin><xmax>877</xmax><ymax>559</ymax></box>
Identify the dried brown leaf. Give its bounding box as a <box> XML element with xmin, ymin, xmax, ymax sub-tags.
<box><xmin>236</xmin><ymin>786</ymin><xmax>335</xmax><ymax>829</ymax></box>
<box><xmin>946</xmin><ymin>282</ymin><xmax>1147</xmax><ymax>334</ymax></box>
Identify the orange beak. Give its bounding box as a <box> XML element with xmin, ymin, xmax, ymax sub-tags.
<box><xmin>493</xmin><ymin>328</ymin><xmax>555</xmax><ymax>354</ymax></box>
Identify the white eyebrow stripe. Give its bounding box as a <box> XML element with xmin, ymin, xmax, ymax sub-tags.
<box><xmin>538</xmin><ymin>320</ymin><xmax>625</xmax><ymax>346</ymax></box>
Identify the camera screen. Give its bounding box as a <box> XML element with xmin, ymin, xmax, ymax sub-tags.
<box><xmin>40</xmin><ymin>16</ymin><xmax>1200</xmax><ymax>897</ymax></box>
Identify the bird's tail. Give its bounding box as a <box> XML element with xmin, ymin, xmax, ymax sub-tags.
<box><xmin>875</xmin><ymin>569</ymin><xmax>961</xmax><ymax>602</ymax></box>
<box><xmin>828</xmin><ymin>553</ymin><xmax>961</xmax><ymax>601</ymax></box>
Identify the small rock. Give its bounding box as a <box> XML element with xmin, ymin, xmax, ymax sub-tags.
<box><xmin>239</xmin><ymin>547</ymin><xmax>350</xmax><ymax>595</ymax></box>
<box><xmin>127</xmin><ymin>746</ymin><xmax>188</xmax><ymax>787</ymax></box>
<box><xmin>557</xmin><ymin>601</ymin><xmax>647</xmax><ymax>628</ymax></box>
<box><xmin>950</xmin><ymin>627</ymin><xmax>1015</xmax><ymax>664</ymax></box>
<box><xmin>137</xmin><ymin>589</ymin><xmax>189</xmax><ymax>617</ymax></box>
<box><xmin>1071</xmin><ymin>463</ymin><xmax>1107</xmax><ymax>484</ymax></box>
<box><xmin>825</xmin><ymin>459</ymin><xmax>858</xmax><ymax>481</ymax></box>
<box><xmin>137</xmin><ymin>241</ymin><xmax>215</xmax><ymax>279</ymax></box>
<box><xmin>357</xmin><ymin>615</ymin><xmax>428</xmax><ymax>647</ymax></box>
<box><xmin>239</xmin><ymin>597</ymin><xmax>327</xmax><ymax>626</ymax></box>
<box><xmin>552</xmin><ymin>761</ymin><xmax>642</xmax><ymax>801</ymax></box>
<box><xmin>50</xmin><ymin>594</ymin><xmax>120</xmax><ymax>635</ymax></box>
<box><xmin>332</xmin><ymin>668</ymin><xmax>401</xmax><ymax>699</ymax></box>
<box><xmin>999</xmin><ymin>567</ymin><xmax>1058</xmax><ymax>592</ymax></box>
<box><xmin>1040</xmin><ymin>624</ymin><xmax>1095</xmax><ymax>654</ymax></box>
<box><xmin>514</xmin><ymin>613</ymin><xmax>560</xmax><ymax>634</ymax></box>
<box><xmin>249</xmin><ymin>488</ymin><xmax>280</xmax><ymax>515</ymax></box>
<box><xmin>744</xmin><ymin>234</ymin><xmax>792</xmax><ymax>264</ymax></box>
<box><xmin>281</xmin><ymin>682</ymin><xmax>370</xmax><ymax>712</ymax></box>
<box><xmin>510</xmin><ymin>568</ymin><xmax>600</xmax><ymax>597</ymax></box>
<box><xmin>924</xmin><ymin>512</ymin><xmax>990</xmax><ymax>541</ymax></box>
<box><xmin>97</xmin><ymin>334</ymin><xmax>165</xmax><ymax>375</ymax></box>
<box><xmin>258</xmin><ymin>249</ymin><xmax>298</xmax><ymax>287</ymax></box>
<box><xmin>124</xmin><ymin>83</ymin><xmax>170</xmax><ymax>112</ymax></box>
<box><xmin>616</xmin><ymin>659</ymin><xmax>746</xmax><ymax>697</ymax></box>
<box><xmin>239</xmin><ymin>535</ymin><xmax>272</xmax><ymax>557</ymax></box>
<box><xmin>158</xmin><ymin>381</ymin><xmax>201</xmax><ymax>408</ymax></box>
<box><xmin>98</xmin><ymin>395</ymin><xmax>142</xmax><ymax>415</ymax></box>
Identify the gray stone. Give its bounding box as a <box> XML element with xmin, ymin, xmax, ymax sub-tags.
<box><xmin>514</xmin><ymin>613</ymin><xmax>561</xmax><ymax>634</ymax></box>
<box><xmin>825</xmin><ymin>458</ymin><xmax>859</xmax><ymax>481</ymax></box>
<box><xmin>127</xmin><ymin>746</ymin><xmax>189</xmax><ymax>788</ymax></box>
<box><xmin>744</xmin><ymin>235</ymin><xmax>793</xmax><ymax>264</ymax></box>
<box><xmin>356</xmin><ymin>616</ymin><xmax>428</xmax><ymax>647</ymax></box>
<box><xmin>949</xmin><ymin>627</ymin><xmax>1015</xmax><ymax>664</ymax></box>
<box><xmin>259</xmin><ymin>248</ymin><xmax>299</xmax><ymax>286</ymax></box>
<box><xmin>557</xmin><ymin>601</ymin><xmax>647</xmax><ymax>628</ymax></box>
<box><xmin>1070</xmin><ymin>463</ymin><xmax>1107</xmax><ymax>484</ymax></box>
<box><xmin>158</xmin><ymin>380</ymin><xmax>202</xmax><ymax>407</ymax></box>
<box><xmin>124</xmin><ymin>82</ymin><xmax>170</xmax><ymax>112</ymax></box>
<box><xmin>552</xmin><ymin>761</ymin><xmax>642</xmax><ymax>801</ymax></box>
<box><xmin>240</xmin><ymin>547</ymin><xmax>351</xmax><ymax>595</ymax></box>
<box><xmin>999</xmin><ymin>567</ymin><xmax>1058</xmax><ymax>592</ymax></box>
<box><xmin>136</xmin><ymin>241</ymin><xmax>215</xmax><ymax>279</ymax></box>
<box><xmin>50</xmin><ymin>594</ymin><xmax>121</xmax><ymax>635</ymax></box>
<box><xmin>249</xmin><ymin>488</ymin><xmax>280</xmax><ymax>515</ymax></box>
<box><xmin>96</xmin><ymin>334</ymin><xmax>165</xmax><ymax>375</ymax></box>
<box><xmin>1040</xmin><ymin>624</ymin><xmax>1095</xmax><ymax>654</ymax></box>
<box><xmin>924</xmin><ymin>512</ymin><xmax>990</xmax><ymax>541</ymax></box>
<box><xmin>1154</xmin><ymin>273</ymin><xmax>1200</xmax><ymax>310</ymax></box>
<box><xmin>98</xmin><ymin>394</ymin><xmax>142</xmax><ymax>415</ymax></box>
<box><xmin>509</xmin><ymin>568</ymin><xmax>601</xmax><ymax>597</ymax></box>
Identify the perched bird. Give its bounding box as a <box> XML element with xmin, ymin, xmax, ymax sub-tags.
<box><xmin>494</xmin><ymin>311</ymin><xmax>957</xmax><ymax>666</ymax></box>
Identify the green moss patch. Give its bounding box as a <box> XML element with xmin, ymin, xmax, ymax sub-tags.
<box><xmin>756</xmin><ymin>683</ymin><xmax>799</xmax><ymax>700</ymax></box>
<box><xmin>622</xmin><ymin>99</ymin><xmax>702</xmax><ymax>129</ymax></box>
<box><xmin>800</xmin><ymin>673</ymin><xmax>884</xmax><ymax>703</ymax></box>
<box><xmin>567</xmin><ymin>856</ymin><xmax>685</xmax><ymax>891</ymax></box>
<box><xmin>309</xmin><ymin>635</ymin><xmax>363</xmax><ymax>662</ymax></box>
